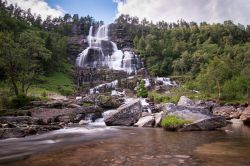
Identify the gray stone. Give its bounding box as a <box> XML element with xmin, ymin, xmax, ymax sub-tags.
<box><xmin>179</xmin><ymin>116</ymin><xmax>227</xmax><ymax>131</ymax></box>
<box><xmin>155</xmin><ymin>111</ymin><xmax>164</xmax><ymax>127</ymax></box>
<box><xmin>104</xmin><ymin>99</ymin><xmax>142</xmax><ymax>126</ymax></box>
<box><xmin>79</xmin><ymin>120</ymin><xmax>89</xmax><ymax>125</ymax></box>
<box><xmin>177</xmin><ymin>96</ymin><xmax>194</xmax><ymax>107</ymax></box>
<box><xmin>134</xmin><ymin>115</ymin><xmax>155</xmax><ymax>127</ymax></box>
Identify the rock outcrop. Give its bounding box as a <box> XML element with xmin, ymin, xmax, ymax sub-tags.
<box><xmin>104</xmin><ymin>99</ymin><xmax>142</xmax><ymax>126</ymax></box>
<box><xmin>240</xmin><ymin>106</ymin><xmax>250</xmax><ymax>125</ymax></box>
<box><xmin>164</xmin><ymin>96</ymin><xmax>227</xmax><ymax>131</ymax></box>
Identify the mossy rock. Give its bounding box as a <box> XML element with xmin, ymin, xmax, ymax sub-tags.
<box><xmin>97</xmin><ymin>95</ymin><xmax>121</xmax><ymax>109</ymax></box>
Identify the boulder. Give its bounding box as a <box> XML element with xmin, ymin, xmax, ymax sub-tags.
<box><xmin>104</xmin><ymin>99</ymin><xmax>142</xmax><ymax>126</ymax></box>
<box><xmin>168</xmin><ymin>110</ymin><xmax>210</xmax><ymax>122</ymax></box>
<box><xmin>179</xmin><ymin>117</ymin><xmax>227</xmax><ymax>131</ymax></box>
<box><xmin>134</xmin><ymin>116</ymin><xmax>155</xmax><ymax>127</ymax></box>
<box><xmin>164</xmin><ymin>101</ymin><xmax>226</xmax><ymax>131</ymax></box>
<box><xmin>97</xmin><ymin>95</ymin><xmax>122</xmax><ymax>109</ymax></box>
<box><xmin>213</xmin><ymin>106</ymin><xmax>241</xmax><ymax>119</ymax></box>
<box><xmin>240</xmin><ymin>106</ymin><xmax>250</xmax><ymax>125</ymax></box>
<box><xmin>177</xmin><ymin>96</ymin><xmax>194</xmax><ymax>107</ymax></box>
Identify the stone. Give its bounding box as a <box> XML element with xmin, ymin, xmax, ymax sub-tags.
<box><xmin>0</xmin><ymin>116</ymin><xmax>34</xmax><ymax>125</ymax></box>
<box><xmin>213</xmin><ymin>106</ymin><xmax>239</xmax><ymax>119</ymax></box>
<box><xmin>177</xmin><ymin>96</ymin><xmax>194</xmax><ymax>107</ymax></box>
<box><xmin>169</xmin><ymin>110</ymin><xmax>210</xmax><ymax>122</ymax></box>
<box><xmin>79</xmin><ymin>120</ymin><xmax>89</xmax><ymax>125</ymax></box>
<box><xmin>104</xmin><ymin>99</ymin><xmax>142</xmax><ymax>126</ymax></box>
<box><xmin>240</xmin><ymin>106</ymin><xmax>250</xmax><ymax>125</ymax></box>
<box><xmin>97</xmin><ymin>95</ymin><xmax>122</xmax><ymax>109</ymax></box>
<box><xmin>0</xmin><ymin>128</ymin><xmax>26</xmax><ymax>139</ymax></box>
<box><xmin>179</xmin><ymin>116</ymin><xmax>227</xmax><ymax>131</ymax></box>
<box><xmin>134</xmin><ymin>115</ymin><xmax>155</xmax><ymax>127</ymax></box>
<box><xmin>155</xmin><ymin>111</ymin><xmax>164</xmax><ymax>127</ymax></box>
<box><xmin>67</xmin><ymin>104</ymin><xmax>81</xmax><ymax>108</ymax></box>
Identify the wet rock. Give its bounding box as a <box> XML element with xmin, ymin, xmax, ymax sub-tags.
<box><xmin>134</xmin><ymin>115</ymin><xmax>155</xmax><ymax>127</ymax></box>
<box><xmin>213</xmin><ymin>106</ymin><xmax>241</xmax><ymax>120</ymax></box>
<box><xmin>240</xmin><ymin>106</ymin><xmax>250</xmax><ymax>125</ymax></box>
<box><xmin>0</xmin><ymin>128</ymin><xmax>26</xmax><ymax>139</ymax></box>
<box><xmin>104</xmin><ymin>99</ymin><xmax>142</xmax><ymax>126</ymax></box>
<box><xmin>0</xmin><ymin>116</ymin><xmax>34</xmax><ymax>125</ymax></box>
<box><xmin>179</xmin><ymin>116</ymin><xmax>227</xmax><ymax>131</ymax></box>
<box><xmin>177</xmin><ymin>96</ymin><xmax>194</xmax><ymax>107</ymax></box>
<box><xmin>79</xmin><ymin>120</ymin><xmax>89</xmax><ymax>125</ymax></box>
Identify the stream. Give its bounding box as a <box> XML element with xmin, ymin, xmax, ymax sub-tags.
<box><xmin>0</xmin><ymin>120</ymin><xmax>250</xmax><ymax>166</ymax></box>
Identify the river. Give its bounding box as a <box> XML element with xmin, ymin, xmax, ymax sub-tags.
<box><xmin>0</xmin><ymin>120</ymin><xmax>250</xmax><ymax>166</ymax></box>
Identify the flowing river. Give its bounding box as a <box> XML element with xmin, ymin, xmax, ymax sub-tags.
<box><xmin>0</xmin><ymin>120</ymin><xmax>250</xmax><ymax>166</ymax></box>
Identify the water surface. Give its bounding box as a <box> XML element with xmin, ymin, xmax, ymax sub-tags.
<box><xmin>0</xmin><ymin>121</ymin><xmax>250</xmax><ymax>166</ymax></box>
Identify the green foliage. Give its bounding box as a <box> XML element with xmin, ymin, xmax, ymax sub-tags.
<box><xmin>115</xmin><ymin>14</ymin><xmax>250</xmax><ymax>103</ymax></box>
<box><xmin>10</xmin><ymin>94</ymin><xmax>34</xmax><ymax>108</ymax></box>
<box><xmin>137</xmin><ymin>80</ymin><xmax>148</xmax><ymax>98</ymax></box>
<box><xmin>161</xmin><ymin>116</ymin><xmax>191</xmax><ymax>131</ymax></box>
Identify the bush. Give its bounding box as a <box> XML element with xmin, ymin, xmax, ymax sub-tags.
<box><xmin>137</xmin><ymin>80</ymin><xmax>148</xmax><ymax>98</ymax></box>
<box><xmin>41</xmin><ymin>91</ymin><xmax>48</xmax><ymax>98</ymax></box>
<box><xmin>11</xmin><ymin>94</ymin><xmax>33</xmax><ymax>108</ymax></box>
<box><xmin>161</xmin><ymin>116</ymin><xmax>191</xmax><ymax>131</ymax></box>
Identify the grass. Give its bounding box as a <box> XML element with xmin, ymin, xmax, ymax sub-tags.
<box><xmin>30</xmin><ymin>71</ymin><xmax>75</xmax><ymax>97</ymax></box>
<box><xmin>161</xmin><ymin>115</ymin><xmax>191</xmax><ymax>131</ymax></box>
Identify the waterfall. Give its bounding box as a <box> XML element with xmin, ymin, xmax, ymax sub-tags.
<box><xmin>77</xmin><ymin>24</ymin><xmax>142</xmax><ymax>74</ymax></box>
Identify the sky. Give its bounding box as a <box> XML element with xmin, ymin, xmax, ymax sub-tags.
<box><xmin>6</xmin><ymin>0</ymin><xmax>250</xmax><ymax>25</ymax></box>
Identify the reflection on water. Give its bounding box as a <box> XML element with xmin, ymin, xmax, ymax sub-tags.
<box><xmin>0</xmin><ymin>121</ymin><xmax>250</xmax><ymax>166</ymax></box>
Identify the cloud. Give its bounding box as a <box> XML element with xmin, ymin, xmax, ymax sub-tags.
<box><xmin>6</xmin><ymin>0</ymin><xmax>65</xmax><ymax>19</ymax></box>
<box><xmin>114</xmin><ymin>0</ymin><xmax>250</xmax><ymax>25</ymax></box>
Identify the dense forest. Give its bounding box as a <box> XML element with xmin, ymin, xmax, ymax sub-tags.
<box><xmin>0</xmin><ymin>0</ymin><xmax>249</xmax><ymax>111</ymax></box>
<box><xmin>0</xmin><ymin>0</ymin><xmax>102</xmax><ymax>109</ymax></box>
<box><xmin>115</xmin><ymin>14</ymin><xmax>250</xmax><ymax>102</ymax></box>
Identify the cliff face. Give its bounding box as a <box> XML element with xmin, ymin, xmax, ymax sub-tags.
<box><xmin>70</xmin><ymin>24</ymin><xmax>144</xmax><ymax>93</ymax></box>
<box><xmin>108</xmin><ymin>24</ymin><xmax>133</xmax><ymax>49</ymax></box>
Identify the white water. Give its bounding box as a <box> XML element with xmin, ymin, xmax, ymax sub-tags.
<box><xmin>77</xmin><ymin>25</ymin><xmax>141</xmax><ymax>73</ymax></box>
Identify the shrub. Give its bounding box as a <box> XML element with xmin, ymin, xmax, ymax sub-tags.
<box><xmin>137</xmin><ymin>80</ymin><xmax>148</xmax><ymax>98</ymax></box>
<box><xmin>11</xmin><ymin>94</ymin><xmax>34</xmax><ymax>108</ymax></box>
<box><xmin>41</xmin><ymin>91</ymin><xmax>48</xmax><ymax>98</ymax></box>
<box><xmin>161</xmin><ymin>115</ymin><xmax>191</xmax><ymax>131</ymax></box>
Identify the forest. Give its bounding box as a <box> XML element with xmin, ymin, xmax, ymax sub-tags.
<box><xmin>0</xmin><ymin>1</ymin><xmax>249</xmax><ymax>111</ymax></box>
<box><xmin>115</xmin><ymin>14</ymin><xmax>250</xmax><ymax>103</ymax></box>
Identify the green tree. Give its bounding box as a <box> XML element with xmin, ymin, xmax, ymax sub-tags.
<box><xmin>137</xmin><ymin>80</ymin><xmax>148</xmax><ymax>98</ymax></box>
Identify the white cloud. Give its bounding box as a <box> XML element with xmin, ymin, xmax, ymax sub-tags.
<box><xmin>6</xmin><ymin>0</ymin><xmax>65</xmax><ymax>19</ymax></box>
<box><xmin>114</xmin><ymin>0</ymin><xmax>250</xmax><ymax>25</ymax></box>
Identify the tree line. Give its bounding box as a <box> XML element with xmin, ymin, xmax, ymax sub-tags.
<box><xmin>115</xmin><ymin>14</ymin><xmax>250</xmax><ymax>102</ymax></box>
<box><xmin>0</xmin><ymin>0</ymin><xmax>102</xmax><ymax>97</ymax></box>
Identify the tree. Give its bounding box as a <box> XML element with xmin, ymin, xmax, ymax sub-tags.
<box><xmin>0</xmin><ymin>31</ymin><xmax>51</xmax><ymax>96</ymax></box>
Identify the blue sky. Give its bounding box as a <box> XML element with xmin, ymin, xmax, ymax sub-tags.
<box><xmin>46</xmin><ymin>0</ymin><xmax>118</xmax><ymax>23</ymax></box>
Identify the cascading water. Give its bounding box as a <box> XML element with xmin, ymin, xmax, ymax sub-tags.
<box><xmin>77</xmin><ymin>24</ymin><xmax>142</xmax><ymax>74</ymax></box>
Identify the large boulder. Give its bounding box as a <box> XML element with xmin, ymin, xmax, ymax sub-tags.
<box><xmin>179</xmin><ymin>117</ymin><xmax>227</xmax><ymax>131</ymax></box>
<box><xmin>177</xmin><ymin>96</ymin><xmax>194</xmax><ymax>107</ymax></box>
<box><xmin>240</xmin><ymin>106</ymin><xmax>250</xmax><ymax>125</ymax></box>
<box><xmin>104</xmin><ymin>99</ymin><xmax>142</xmax><ymax>126</ymax></box>
<box><xmin>134</xmin><ymin>115</ymin><xmax>155</xmax><ymax>127</ymax></box>
<box><xmin>97</xmin><ymin>95</ymin><xmax>122</xmax><ymax>109</ymax></box>
<box><xmin>164</xmin><ymin>98</ymin><xmax>226</xmax><ymax>131</ymax></box>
